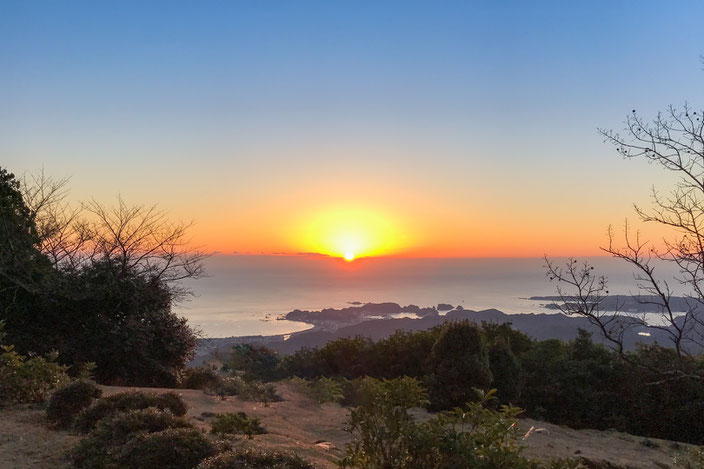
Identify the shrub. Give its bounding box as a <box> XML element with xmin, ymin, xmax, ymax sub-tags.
<box><xmin>427</xmin><ymin>320</ymin><xmax>492</xmax><ymax>410</ymax></box>
<box><xmin>488</xmin><ymin>336</ymin><xmax>521</xmax><ymax>403</ymax></box>
<box><xmin>210</xmin><ymin>412</ymin><xmax>266</xmax><ymax>439</ymax></box>
<box><xmin>0</xmin><ymin>345</ymin><xmax>70</xmax><ymax>404</ymax></box>
<box><xmin>73</xmin><ymin>390</ymin><xmax>188</xmax><ymax>432</ymax></box>
<box><xmin>197</xmin><ymin>447</ymin><xmax>317</xmax><ymax>469</ymax></box>
<box><xmin>182</xmin><ymin>366</ymin><xmax>223</xmax><ymax>390</ymax></box>
<box><xmin>290</xmin><ymin>376</ymin><xmax>343</xmax><ymax>404</ymax></box>
<box><xmin>115</xmin><ymin>427</ymin><xmax>220</xmax><ymax>469</ymax></box>
<box><xmin>222</xmin><ymin>344</ymin><xmax>281</xmax><ymax>381</ymax></box>
<box><xmin>339</xmin><ymin>376</ymin><xmax>428</xmax><ymax>468</ymax></box>
<box><xmin>341</xmin><ymin>385</ymin><xmax>578</xmax><ymax>469</ymax></box>
<box><xmin>70</xmin><ymin>407</ymin><xmax>193</xmax><ymax>468</ymax></box>
<box><xmin>46</xmin><ymin>380</ymin><xmax>103</xmax><ymax>428</ymax></box>
<box><xmin>209</xmin><ymin>376</ymin><xmax>282</xmax><ymax>405</ymax></box>
<box><xmin>307</xmin><ymin>377</ymin><xmax>344</xmax><ymax>404</ymax></box>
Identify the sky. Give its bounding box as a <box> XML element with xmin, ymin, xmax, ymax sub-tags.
<box><xmin>2</xmin><ymin>1</ymin><xmax>703</xmax><ymax>258</ymax></box>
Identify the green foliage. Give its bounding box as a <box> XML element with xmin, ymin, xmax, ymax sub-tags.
<box><xmin>373</xmin><ymin>329</ymin><xmax>440</xmax><ymax>378</ymax></box>
<box><xmin>209</xmin><ymin>376</ymin><xmax>282</xmax><ymax>405</ymax></box>
<box><xmin>222</xmin><ymin>344</ymin><xmax>281</xmax><ymax>381</ymax></box>
<box><xmin>0</xmin><ymin>166</ymin><xmax>200</xmax><ymax>388</ymax></box>
<box><xmin>292</xmin><ymin>376</ymin><xmax>344</xmax><ymax>404</ymax></box>
<box><xmin>342</xmin><ymin>382</ymin><xmax>531</xmax><ymax>469</ymax></box>
<box><xmin>197</xmin><ymin>448</ymin><xmax>317</xmax><ymax>469</ymax></box>
<box><xmin>115</xmin><ymin>427</ymin><xmax>220</xmax><ymax>469</ymax></box>
<box><xmin>342</xmin><ymin>384</ymin><xmax>584</xmax><ymax>469</ymax></box>
<box><xmin>73</xmin><ymin>390</ymin><xmax>188</xmax><ymax>433</ymax></box>
<box><xmin>339</xmin><ymin>377</ymin><xmax>428</xmax><ymax>468</ymax></box>
<box><xmin>280</xmin><ymin>346</ymin><xmax>331</xmax><ymax>379</ymax></box>
<box><xmin>55</xmin><ymin>260</ymin><xmax>199</xmax><ymax>387</ymax></box>
<box><xmin>488</xmin><ymin>336</ymin><xmax>521</xmax><ymax>403</ymax></box>
<box><xmin>46</xmin><ymin>379</ymin><xmax>103</xmax><ymax>428</ymax></box>
<box><xmin>0</xmin><ymin>344</ymin><xmax>70</xmax><ymax>404</ymax></box>
<box><xmin>70</xmin><ymin>407</ymin><xmax>193</xmax><ymax>468</ymax></box>
<box><xmin>210</xmin><ymin>412</ymin><xmax>267</xmax><ymax>439</ymax></box>
<box><xmin>182</xmin><ymin>366</ymin><xmax>223</xmax><ymax>390</ymax></box>
<box><xmin>428</xmin><ymin>320</ymin><xmax>493</xmax><ymax>410</ymax></box>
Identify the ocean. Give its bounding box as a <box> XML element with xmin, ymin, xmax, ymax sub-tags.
<box><xmin>174</xmin><ymin>255</ymin><xmax>683</xmax><ymax>338</ymax></box>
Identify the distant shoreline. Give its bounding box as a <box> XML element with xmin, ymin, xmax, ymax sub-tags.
<box><xmin>190</xmin><ymin>297</ymin><xmax>696</xmax><ymax>365</ymax></box>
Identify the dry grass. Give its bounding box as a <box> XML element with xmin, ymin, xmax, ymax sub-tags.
<box><xmin>0</xmin><ymin>405</ymin><xmax>78</xmax><ymax>469</ymax></box>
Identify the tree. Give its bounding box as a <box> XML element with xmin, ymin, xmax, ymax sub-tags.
<box><xmin>0</xmin><ymin>166</ymin><xmax>206</xmax><ymax>385</ymax></box>
<box><xmin>428</xmin><ymin>320</ymin><xmax>492</xmax><ymax>410</ymax></box>
<box><xmin>546</xmin><ymin>78</ymin><xmax>704</xmax><ymax>381</ymax></box>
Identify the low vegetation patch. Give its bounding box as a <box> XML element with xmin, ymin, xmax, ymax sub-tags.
<box><xmin>293</xmin><ymin>376</ymin><xmax>344</xmax><ymax>404</ymax></box>
<box><xmin>46</xmin><ymin>380</ymin><xmax>103</xmax><ymax>428</ymax></box>
<box><xmin>339</xmin><ymin>378</ymin><xmax>584</xmax><ymax>469</ymax></box>
<box><xmin>210</xmin><ymin>412</ymin><xmax>266</xmax><ymax>439</ymax></box>
<box><xmin>209</xmin><ymin>376</ymin><xmax>282</xmax><ymax>405</ymax></box>
<box><xmin>115</xmin><ymin>427</ymin><xmax>221</xmax><ymax>469</ymax></box>
<box><xmin>70</xmin><ymin>407</ymin><xmax>194</xmax><ymax>468</ymax></box>
<box><xmin>0</xmin><ymin>344</ymin><xmax>70</xmax><ymax>404</ymax></box>
<box><xmin>73</xmin><ymin>390</ymin><xmax>187</xmax><ymax>432</ymax></box>
<box><xmin>197</xmin><ymin>447</ymin><xmax>317</xmax><ymax>469</ymax></box>
<box><xmin>181</xmin><ymin>366</ymin><xmax>223</xmax><ymax>390</ymax></box>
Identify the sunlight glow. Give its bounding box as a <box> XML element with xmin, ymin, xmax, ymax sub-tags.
<box><xmin>294</xmin><ymin>206</ymin><xmax>407</xmax><ymax>259</ymax></box>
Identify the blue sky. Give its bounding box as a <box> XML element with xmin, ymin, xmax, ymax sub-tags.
<box><xmin>2</xmin><ymin>1</ymin><xmax>703</xmax><ymax>256</ymax></box>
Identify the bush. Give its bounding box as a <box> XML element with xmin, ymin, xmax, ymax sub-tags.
<box><xmin>488</xmin><ymin>336</ymin><xmax>521</xmax><ymax>403</ymax></box>
<box><xmin>197</xmin><ymin>447</ymin><xmax>317</xmax><ymax>469</ymax></box>
<box><xmin>73</xmin><ymin>390</ymin><xmax>188</xmax><ymax>432</ymax></box>
<box><xmin>182</xmin><ymin>366</ymin><xmax>223</xmax><ymax>390</ymax></box>
<box><xmin>427</xmin><ymin>320</ymin><xmax>492</xmax><ymax>410</ymax></box>
<box><xmin>339</xmin><ymin>377</ymin><xmax>428</xmax><ymax>468</ymax></box>
<box><xmin>0</xmin><ymin>345</ymin><xmax>70</xmax><ymax>404</ymax></box>
<box><xmin>308</xmin><ymin>377</ymin><xmax>344</xmax><ymax>404</ymax></box>
<box><xmin>210</xmin><ymin>412</ymin><xmax>266</xmax><ymax>439</ymax></box>
<box><xmin>222</xmin><ymin>344</ymin><xmax>281</xmax><ymax>381</ymax></box>
<box><xmin>290</xmin><ymin>376</ymin><xmax>344</xmax><ymax>404</ymax></box>
<box><xmin>341</xmin><ymin>384</ymin><xmax>580</xmax><ymax>469</ymax></box>
<box><xmin>209</xmin><ymin>376</ymin><xmax>282</xmax><ymax>405</ymax></box>
<box><xmin>46</xmin><ymin>380</ymin><xmax>102</xmax><ymax>428</ymax></box>
<box><xmin>115</xmin><ymin>427</ymin><xmax>220</xmax><ymax>469</ymax></box>
<box><xmin>70</xmin><ymin>407</ymin><xmax>193</xmax><ymax>468</ymax></box>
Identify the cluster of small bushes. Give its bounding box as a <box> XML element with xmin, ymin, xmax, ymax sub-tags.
<box><xmin>339</xmin><ymin>377</ymin><xmax>585</xmax><ymax>469</ymax></box>
<box><xmin>180</xmin><ymin>363</ymin><xmax>282</xmax><ymax>405</ymax></box>
<box><xmin>43</xmin><ymin>381</ymin><xmax>313</xmax><ymax>469</ymax></box>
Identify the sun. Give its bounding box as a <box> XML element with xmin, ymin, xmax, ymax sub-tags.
<box><xmin>294</xmin><ymin>206</ymin><xmax>410</xmax><ymax>260</ymax></box>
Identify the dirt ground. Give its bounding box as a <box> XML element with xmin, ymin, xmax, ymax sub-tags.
<box><xmin>0</xmin><ymin>383</ymin><xmax>695</xmax><ymax>468</ymax></box>
<box><xmin>0</xmin><ymin>405</ymin><xmax>78</xmax><ymax>469</ymax></box>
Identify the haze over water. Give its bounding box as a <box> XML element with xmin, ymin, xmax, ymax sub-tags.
<box><xmin>176</xmin><ymin>255</ymin><xmax>681</xmax><ymax>338</ymax></box>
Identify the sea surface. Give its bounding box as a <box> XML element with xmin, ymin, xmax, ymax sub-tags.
<box><xmin>175</xmin><ymin>255</ymin><xmax>683</xmax><ymax>338</ymax></box>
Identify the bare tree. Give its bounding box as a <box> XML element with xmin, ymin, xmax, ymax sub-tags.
<box><xmin>21</xmin><ymin>172</ymin><xmax>207</xmax><ymax>301</ymax></box>
<box><xmin>80</xmin><ymin>196</ymin><xmax>207</xmax><ymax>300</ymax></box>
<box><xmin>546</xmin><ymin>99</ymin><xmax>704</xmax><ymax>374</ymax></box>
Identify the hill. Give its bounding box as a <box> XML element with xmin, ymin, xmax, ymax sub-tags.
<box><xmin>0</xmin><ymin>382</ymin><xmax>692</xmax><ymax>469</ymax></box>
